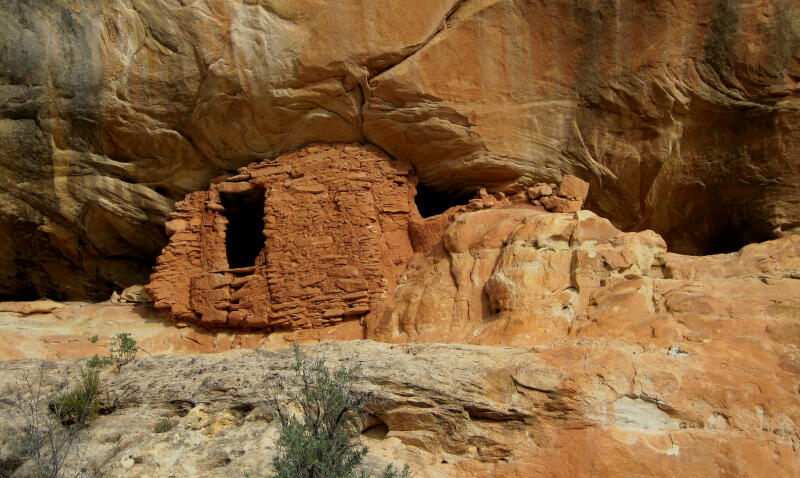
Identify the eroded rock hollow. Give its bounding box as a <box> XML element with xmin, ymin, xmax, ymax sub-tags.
<box><xmin>1</xmin><ymin>0</ymin><xmax>798</xmax><ymax>299</ymax></box>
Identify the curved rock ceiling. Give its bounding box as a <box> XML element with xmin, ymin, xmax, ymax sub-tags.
<box><xmin>0</xmin><ymin>0</ymin><xmax>798</xmax><ymax>299</ymax></box>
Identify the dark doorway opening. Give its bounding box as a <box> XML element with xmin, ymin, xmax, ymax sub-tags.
<box><xmin>220</xmin><ymin>188</ymin><xmax>266</xmax><ymax>269</ymax></box>
<box><xmin>414</xmin><ymin>184</ymin><xmax>474</xmax><ymax>218</ymax></box>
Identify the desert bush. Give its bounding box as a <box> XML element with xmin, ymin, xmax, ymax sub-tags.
<box><xmin>107</xmin><ymin>333</ymin><xmax>138</xmax><ymax>366</ymax></box>
<box><xmin>84</xmin><ymin>355</ymin><xmax>102</xmax><ymax>370</ymax></box>
<box><xmin>53</xmin><ymin>368</ymin><xmax>100</xmax><ymax>426</ymax></box>
<box><xmin>152</xmin><ymin>419</ymin><xmax>174</xmax><ymax>434</ymax></box>
<box><xmin>3</xmin><ymin>364</ymin><xmax>99</xmax><ymax>478</ymax></box>
<box><xmin>268</xmin><ymin>343</ymin><xmax>410</xmax><ymax>478</ymax></box>
<box><xmin>84</xmin><ymin>332</ymin><xmax>139</xmax><ymax>369</ymax></box>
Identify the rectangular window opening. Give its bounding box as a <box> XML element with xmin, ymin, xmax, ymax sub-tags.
<box><xmin>220</xmin><ymin>187</ymin><xmax>266</xmax><ymax>269</ymax></box>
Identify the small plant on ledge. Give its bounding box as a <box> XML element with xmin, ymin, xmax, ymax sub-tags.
<box><xmin>268</xmin><ymin>342</ymin><xmax>411</xmax><ymax>478</ymax></box>
<box><xmin>85</xmin><ymin>332</ymin><xmax>140</xmax><ymax>370</ymax></box>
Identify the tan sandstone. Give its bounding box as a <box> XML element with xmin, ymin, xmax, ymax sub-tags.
<box><xmin>0</xmin><ymin>302</ymin><xmax>364</xmax><ymax>361</ymax></box>
<box><xmin>369</xmin><ymin>208</ymin><xmax>800</xmax><ymax>350</ymax></box>
<box><xmin>1</xmin><ymin>217</ymin><xmax>798</xmax><ymax>477</ymax></box>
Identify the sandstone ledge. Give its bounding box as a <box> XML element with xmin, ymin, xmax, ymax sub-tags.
<box><xmin>0</xmin><ymin>301</ymin><xmax>367</xmax><ymax>361</ymax></box>
<box><xmin>0</xmin><ymin>341</ymin><xmax>798</xmax><ymax>478</ymax></box>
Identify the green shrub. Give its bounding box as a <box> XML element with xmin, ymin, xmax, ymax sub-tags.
<box><xmin>108</xmin><ymin>333</ymin><xmax>138</xmax><ymax>366</ymax></box>
<box><xmin>153</xmin><ymin>418</ymin><xmax>174</xmax><ymax>434</ymax></box>
<box><xmin>53</xmin><ymin>367</ymin><xmax>100</xmax><ymax>426</ymax></box>
<box><xmin>85</xmin><ymin>332</ymin><xmax>139</xmax><ymax>369</ymax></box>
<box><xmin>5</xmin><ymin>364</ymin><xmax>99</xmax><ymax>478</ymax></box>
<box><xmin>85</xmin><ymin>354</ymin><xmax>102</xmax><ymax>369</ymax></box>
<box><xmin>378</xmin><ymin>464</ymin><xmax>411</xmax><ymax>478</ymax></box>
<box><xmin>269</xmin><ymin>343</ymin><xmax>410</xmax><ymax>478</ymax></box>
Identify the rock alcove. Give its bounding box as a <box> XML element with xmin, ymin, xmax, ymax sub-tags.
<box><xmin>413</xmin><ymin>184</ymin><xmax>475</xmax><ymax>218</ymax></box>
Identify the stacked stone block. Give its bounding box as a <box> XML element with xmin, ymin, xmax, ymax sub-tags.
<box><xmin>146</xmin><ymin>144</ymin><xmax>416</xmax><ymax>330</ymax></box>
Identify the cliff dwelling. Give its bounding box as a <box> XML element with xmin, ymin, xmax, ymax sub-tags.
<box><xmin>147</xmin><ymin>144</ymin><xmax>588</xmax><ymax>332</ymax></box>
<box><xmin>146</xmin><ymin>144</ymin><xmax>419</xmax><ymax>330</ymax></box>
<box><xmin>147</xmin><ymin>143</ymin><xmax>591</xmax><ymax>331</ymax></box>
<box><xmin>3</xmin><ymin>3</ymin><xmax>800</xmax><ymax>476</ymax></box>
<box><xmin>219</xmin><ymin>187</ymin><xmax>267</xmax><ymax>269</ymax></box>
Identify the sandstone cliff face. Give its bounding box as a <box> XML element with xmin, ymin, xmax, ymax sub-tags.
<box><xmin>2</xmin><ymin>201</ymin><xmax>797</xmax><ymax>476</ymax></box>
<box><xmin>2</xmin><ymin>1</ymin><xmax>799</xmax><ymax>475</ymax></box>
<box><xmin>1</xmin><ymin>341</ymin><xmax>798</xmax><ymax>478</ymax></box>
<box><xmin>1</xmin><ymin>0</ymin><xmax>798</xmax><ymax>298</ymax></box>
<box><xmin>364</xmin><ymin>0</ymin><xmax>800</xmax><ymax>254</ymax></box>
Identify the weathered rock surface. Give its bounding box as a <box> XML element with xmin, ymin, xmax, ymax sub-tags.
<box><xmin>2</xmin><ymin>2</ymin><xmax>798</xmax><ymax>475</ymax></box>
<box><xmin>364</xmin><ymin>0</ymin><xmax>800</xmax><ymax>256</ymax></box>
<box><xmin>0</xmin><ymin>301</ymin><xmax>364</xmax><ymax>361</ymax></box>
<box><xmin>1</xmin><ymin>210</ymin><xmax>798</xmax><ymax>475</ymax></box>
<box><xmin>370</xmin><ymin>208</ymin><xmax>800</xmax><ymax>349</ymax></box>
<box><xmin>0</xmin><ymin>0</ymin><xmax>458</xmax><ymax>299</ymax></box>
<box><xmin>1</xmin><ymin>0</ymin><xmax>798</xmax><ymax>298</ymax></box>
<box><xmin>1</xmin><ymin>341</ymin><xmax>798</xmax><ymax>478</ymax></box>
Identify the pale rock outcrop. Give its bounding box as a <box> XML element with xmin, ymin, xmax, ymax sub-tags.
<box><xmin>1</xmin><ymin>0</ymin><xmax>798</xmax><ymax>298</ymax></box>
<box><xmin>370</xmin><ymin>207</ymin><xmax>667</xmax><ymax>343</ymax></box>
<box><xmin>1</xmin><ymin>341</ymin><xmax>798</xmax><ymax>478</ymax></box>
<box><xmin>369</xmin><ymin>207</ymin><xmax>800</xmax><ymax>352</ymax></box>
<box><xmin>115</xmin><ymin>285</ymin><xmax>150</xmax><ymax>303</ymax></box>
<box><xmin>0</xmin><ymin>299</ymin><xmax>64</xmax><ymax>315</ymax></box>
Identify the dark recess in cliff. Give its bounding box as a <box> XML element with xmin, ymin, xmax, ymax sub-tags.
<box><xmin>220</xmin><ymin>188</ymin><xmax>266</xmax><ymax>269</ymax></box>
<box><xmin>414</xmin><ymin>184</ymin><xmax>474</xmax><ymax>218</ymax></box>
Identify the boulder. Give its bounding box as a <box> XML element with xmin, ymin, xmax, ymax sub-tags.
<box><xmin>0</xmin><ymin>299</ymin><xmax>64</xmax><ymax>315</ymax></box>
<box><xmin>557</xmin><ymin>175</ymin><xmax>590</xmax><ymax>202</ymax></box>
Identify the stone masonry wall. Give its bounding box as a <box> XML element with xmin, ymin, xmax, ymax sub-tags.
<box><xmin>146</xmin><ymin>144</ymin><xmax>417</xmax><ymax>330</ymax></box>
